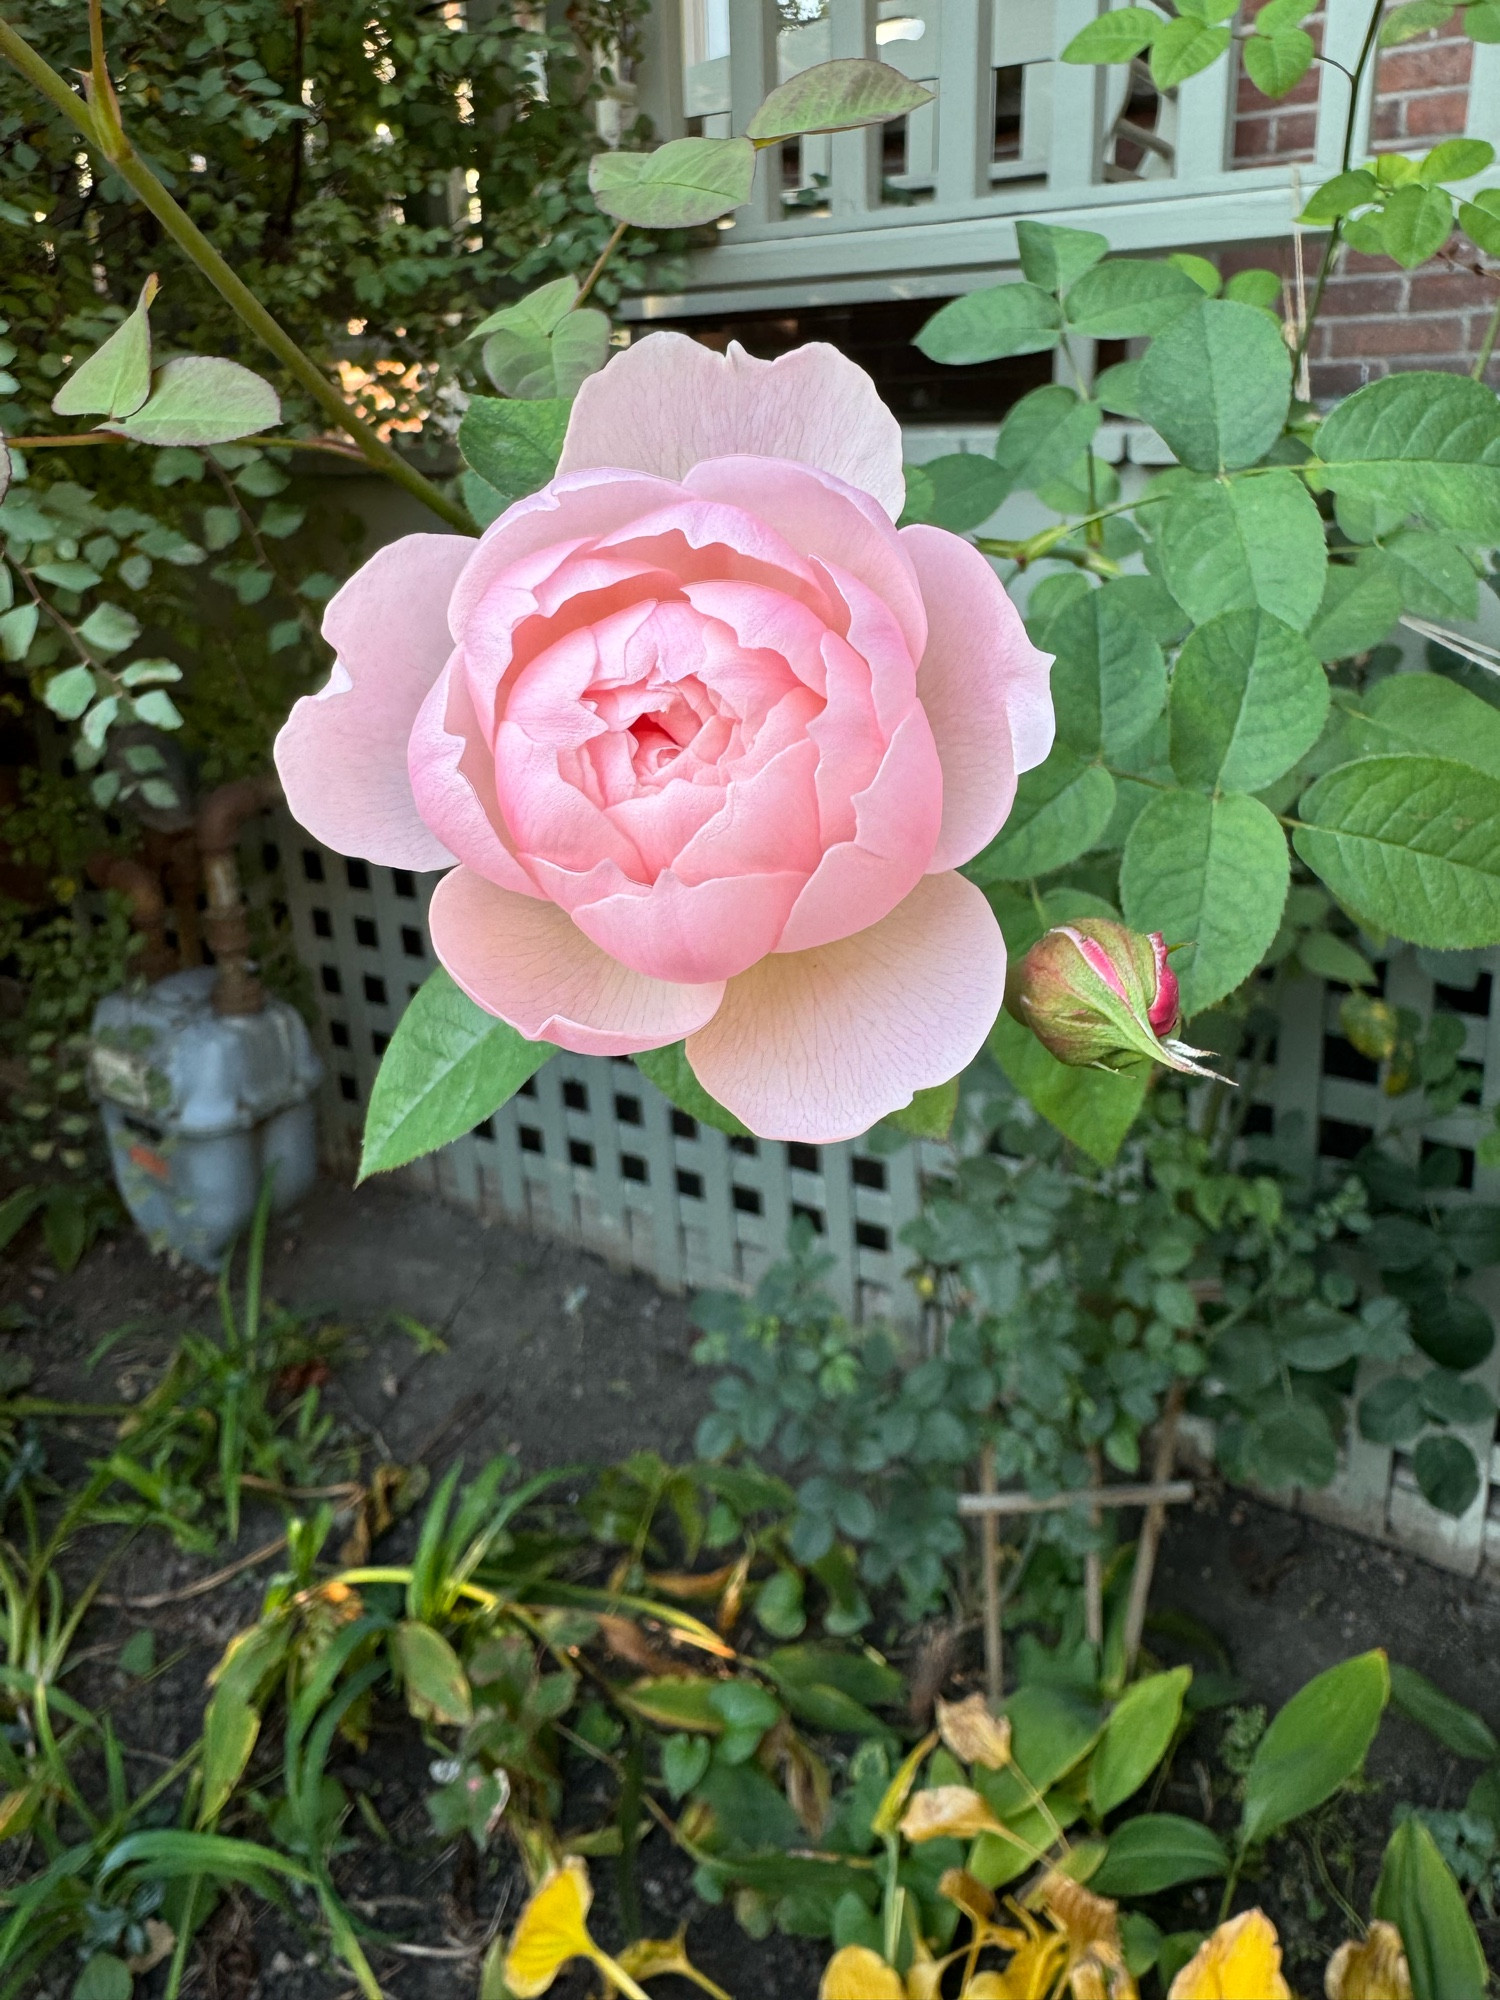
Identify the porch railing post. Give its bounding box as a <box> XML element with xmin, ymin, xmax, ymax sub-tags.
<box><xmin>729</xmin><ymin>0</ymin><xmax>780</xmax><ymax>223</ymax></box>
<box><xmin>829</xmin><ymin>0</ymin><xmax>881</xmax><ymax>217</ymax></box>
<box><xmin>936</xmin><ymin>0</ymin><xmax>996</xmax><ymax>207</ymax></box>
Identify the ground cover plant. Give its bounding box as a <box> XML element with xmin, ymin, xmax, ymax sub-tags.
<box><xmin>0</xmin><ymin>1204</ymin><xmax>1496</xmax><ymax>2000</ymax></box>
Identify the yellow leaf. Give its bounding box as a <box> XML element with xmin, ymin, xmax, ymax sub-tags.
<box><xmin>1168</xmin><ymin>1910</ymin><xmax>1292</xmax><ymax>2000</ymax></box>
<box><xmin>1325</xmin><ymin>1921</ymin><xmax>1413</xmax><ymax>2000</ymax></box>
<box><xmin>965</xmin><ymin>1978</ymin><xmax>1015</xmax><ymax>1999</ymax></box>
<box><xmin>900</xmin><ymin>1784</ymin><xmax>1005</xmax><ymax>1842</ymax></box>
<box><xmin>1040</xmin><ymin>1870</ymin><xmax>1121</xmax><ymax>1953</ymax></box>
<box><xmin>503</xmin><ymin>1859</ymin><xmax>595</xmax><ymax>1998</ymax></box>
<box><xmin>937</xmin><ymin>1693</ymin><xmax>1014</xmax><ymax>1771</ymax></box>
<box><xmin>939</xmin><ymin>1866</ymin><xmax>997</xmax><ymax>1923</ymax></box>
<box><xmin>872</xmin><ymin>1729</ymin><xmax>939</xmax><ymax>1837</ymax></box>
<box><xmin>617</xmin><ymin>1930</ymin><xmax>733</xmax><ymax>2000</ymax></box>
<box><xmin>820</xmin><ymin>1946</ymin><xmax>906</xmax><ymax>1999</ymax></box>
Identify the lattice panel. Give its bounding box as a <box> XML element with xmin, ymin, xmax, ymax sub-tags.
<box><xmin>277</xmin><ymin>824</ymin><xmax>936</xmax><ymax>1326</ymax></box>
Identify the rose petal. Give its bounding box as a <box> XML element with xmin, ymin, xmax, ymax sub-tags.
<box><xmin>275</xmin><ymin>533</ymin><xmax>474</xmax><ymax>867</ymax></box>
<box><xmin>408</xmin><ymin>660</ymin><xmax>543</xmax><ymax>897</ymax></box>
<box><xmin>900</xmin><ymin>526</ymin><xmax>1048</xmax><ymax>871</ymax></box>
<box><xmin>558</xmin><ymin>334</ymin><xmax>906</xmax><ymax>521</ymax></box>
<box><xmin>776</xmin><ymin>707</ymin><xmax>943</xmax><ymax>954</ymax></box>
<box><xmin>684</xmin><ymin>458</ymin><xmax>926</xmax><ymax>665</ymax></box>
<box><xmin>903</xmin><ymin>526</ymin><xmax>1054</xmax><ymax>807</ymax></box>
<box><xmin>686</xmin><ymin>871</ymin><xmax>1005</xmax><ymax>1141</ymax></box>
<box><xmin>428</xmin><ymin>866</ymin><xmax>724</xmax><ymax>1055</ymax></box>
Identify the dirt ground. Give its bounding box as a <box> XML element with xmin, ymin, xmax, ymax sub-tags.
<box><xmin>5</xmin><ymin>1175</ymin><xmax>1499</xmax><ymax>1997</ymax></box>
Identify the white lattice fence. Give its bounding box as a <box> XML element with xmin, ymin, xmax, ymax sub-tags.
<box><xmin>273</xmin><ymin>815</ymin><xmax>1500</xmax><ymax>1578</ymax></box>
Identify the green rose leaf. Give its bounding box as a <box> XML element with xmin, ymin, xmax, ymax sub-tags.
<box><xmin>914</xmin><ymin>283</ymin><xmax>1062</xmax><ymax>364</ymax></box>
<box><xmin>1243</xmin><ymin>26</ymin><xmax>1315</xmax><ymax>95</ymax></box>
<box><xmin>1137</xmin><ymin>298</ymin><xmax>1292</xmax><ymax>473</ymax></box>
<box><xmin>1225</xmin><ymin>267</ymin><xmax>1285</xmax><ymax>313</ymax></box>
<box><xmin>993</xmin><ymin>385</ymin><xmax>1103</xmax><ymax>495</ymax></box>
<box><xmin>1418</xmin><ymin>137</ymin><xmax>1494</xmax><ymax>186</ymax></box>
<box><xmin>1311</xmin><ymin>372</ymin><xmax>1500</xmax><ymax>542</ymax></box>
<box><xmin>1241</xmin><ymin>1651</ymin><xmax>1389</xmax><ymax>1846</ymax></box>
<box><xmin>473</xmin><ymin>276</ymin><xmax>611</xmax><ymax>401</ymax></box>
<box><xmin>459</xmin><ymin>395</ymin><xmax>570</xmax><ymax>507</ymax></box>
<box><xmin>1121</xmin><ymin>790</ymin><xmax>1290</xmax><ymax>1014</ymax></box>
<box><xmin>635</xmin><ymin>1041</ymin><xmax>749</xmax><ymax>1137</ymax></box>
<box><xmin>1064</xmin><ymin>258</ymin><xmax>1204</xmax><ymax>338</ymax></box>
<box><xmin>1419</xmin><ymin>1367</ymin><xmax>1496</xmax><ymax>1427</ymax></box>
<box><xmin>589</xmin><ymin>136</ymin><xmax>755</xmax><ymax>228</ymax></box>
<box><xmin>1379</xmin><ymin>0</ymin><xmax>1458</xmax><ymax>41</ymax></box>
<box><xmin>1458</xmin><ymin>191</ymin><xmax>1500</xmax><ymax>256</ymax></box>
<box><xmin>1300</xmin><ymin>168</ymin><xmax>1379</xmax><ymax>224</ymax></box>
<box><xmin>1333</xmin><ymin>672</ymin><xmax>1500</xmax><ymax>778</ymax></box>
<box><xmin>1412</xmin><ymin>1433</ymin><xmax>1482</xmax><ymax>1516</ymax></box>
<box><xmin>1468</xmin><ymin>0</ymin><xmax>1500</xmax><ymax>40</ymax></box>
<box><xmin>108</xmin><ymin>356</ymin><xmax>281</xmax><ymax>446</ymax></box>
<box><xmin>746</xmin><ymin>58</ymin><xmax>933</xmax><ymax>141</ymax></box>
<box><xmin>52</xmin><ymin>274</ymin><xmax>157</xmax><ymax>421</ymax></box>
<box><xmin>1358</xmin><ymin>1374</ymin><xmax>1425</xmax><ymax>1445</ymax></box>
<box><xmin>1150</xmin><ymin>15</ymin><xmax>1232</xmax><ymax>88</ymax></box>
<box><xmin>988</xmin><ymin>1010</ymin><xmax>1147</xmax><ymax>1166</ymax></box>
<box><xmin>1305</xmin><ymin>560</ymin><xmax>1403</xmax><ymax>661</ymax></box>
<box><xmin>1093</xmin><ymin>359</ymin><xmax>1144</xmax><ymax>417</ymax></box>
<box><xmin>916</xmin><ymin>452</ymin><xmax>1012</xmax><ymax>531</ymax></box>
<box><xmin>1014</xmin><ymin>220</ymin><xmax>1109</xmax><ymax>293</ymax></box>
<box><xmin>1155</xmin><ymin>470</ymin><xmax>1328</xmax><ymax>630</ymax></box>
<box><xmin>967</xmin><ymin>750</ymin><xmax>1116</xmax><ymax>881</ymax></box>
<box><xmin>1168</xmin><ymin>609</ymin><xmax>1329</xmax><ymax>793</ymax></box>
<box><xmin>1377</xmin><ymin>183</ymin><xmax>1456</xmax><ymax>268</ymax></box>
<box><xmin>1294</xmin><ymin>755</ymin><xmax>1500</xmax><ymax>947</ymax></box>
<box><xmin>882</xmin><ymin>1077</ymin><xmax>960</xmax><ymax>1141</ymax></box>
<box><xmin>1050</xmin><ymin>588</ymin><xmax>1167</xmax><ymax>758</ymax></box>
<box><xmin>359</xmin><ymin>966</ymin><xmax>553</xmax><ymax>1179</ymax></box>
<box><xmin>1374</xmin><ymin>1817</ymin><xmax>1489</xmax><ymax>2000</ymax></box>
<box><xmin>1381</xmin><ymin>529</ymin><xmax>1481</xmax><ymax>620</ymax></box>
<box><xmin>1411</xmin><ymin>1291</ymin><xmax>1494</xmax><ymax>1372</ymax></box>
<box><xmin>1061</xmin><ymin>6</ymin><xmax>1163</xmax><ymax>62</ymax></box>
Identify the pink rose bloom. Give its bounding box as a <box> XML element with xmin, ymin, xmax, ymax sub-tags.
<box><xmin>275</xmin><ymin>334</ymin><xmax>1052</xmax><ymax>1141</ymax></box>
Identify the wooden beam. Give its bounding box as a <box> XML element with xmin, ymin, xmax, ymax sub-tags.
<box><xmin>958</xmin><ymin>1479</ymin><xmax>1195</xmax><ymax>1517</ymax></box>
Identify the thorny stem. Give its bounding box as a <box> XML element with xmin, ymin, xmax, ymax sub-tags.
<box><xmin>0</xmin><ymin>10</ymin><xmax>472</xmax><ymax>532</ymax></box>
<box><xmin>576</xmin><ymin>217</ymin><xmax>629</xmax><ymax>307</ymax></box>
<box><xmin>1293</xmin><ymin>0</ymin><xmax>1385</xmax><ymax>375</ymax></box>
<box><xmin>6</xmin><ymin>432</ymin><xmax>368</xmax><ymax>461</ymax></box>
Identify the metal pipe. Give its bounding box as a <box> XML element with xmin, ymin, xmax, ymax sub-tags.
<box><xmin>86</xmin><ymin>853</ymin><xmax>174</xmax><ymax>982</ymax></box>
<box><xmin>196</xmin><ymin>775</ymin><xmax>281</xmax><ymax>1016</ymax></box>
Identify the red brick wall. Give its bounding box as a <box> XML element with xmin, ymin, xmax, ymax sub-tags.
<box><xmin>1222</xmin><ymin>6</ymin><xmax>1494</xmax><ymax>392</ymax></box>
<box><xmin>1216</xmin><ymin>235</ymin><xmax>1499</xmax><ymax>398</ymax></box>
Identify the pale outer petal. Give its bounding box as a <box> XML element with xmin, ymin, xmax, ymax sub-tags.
<box><xmin>685</xmin><ymin>872</ymin><xmax>1006</xmax><ymax>1143</ymax></box>
<box><xmin>557</xmin><ymin>333</ymin><xmax>907</xmax><ymax>521</ymax></box>
<box><xmin>904</xmin><ymin>526</ymin><xmax>1055</xmax><ymax>785</ymax></box>
<box><xmin>902</xmin><ymin>525</ymin><xmax>1052</xmax><ymax>871</ymax></box>
<box><xmin>428</xmin><ymin>866</ymin><xmax>725</xmax><ymax>1057</ymax></box>
<box><xmin>274</xmin><ymin>532</ymin><xmax>475</xmax><ymax>868</ymax></box>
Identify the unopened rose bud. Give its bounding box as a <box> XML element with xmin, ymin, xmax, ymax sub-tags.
<box><xmin>1006</xmin><ymin>918</ymin><xmax>1224</xmax><ymax>1082</ymax></box>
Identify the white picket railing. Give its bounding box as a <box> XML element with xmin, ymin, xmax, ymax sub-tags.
<box><xmin>628</xmin><ymin>0</ymin><xmax>1500</xmax><ymax>315</ymax></box>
